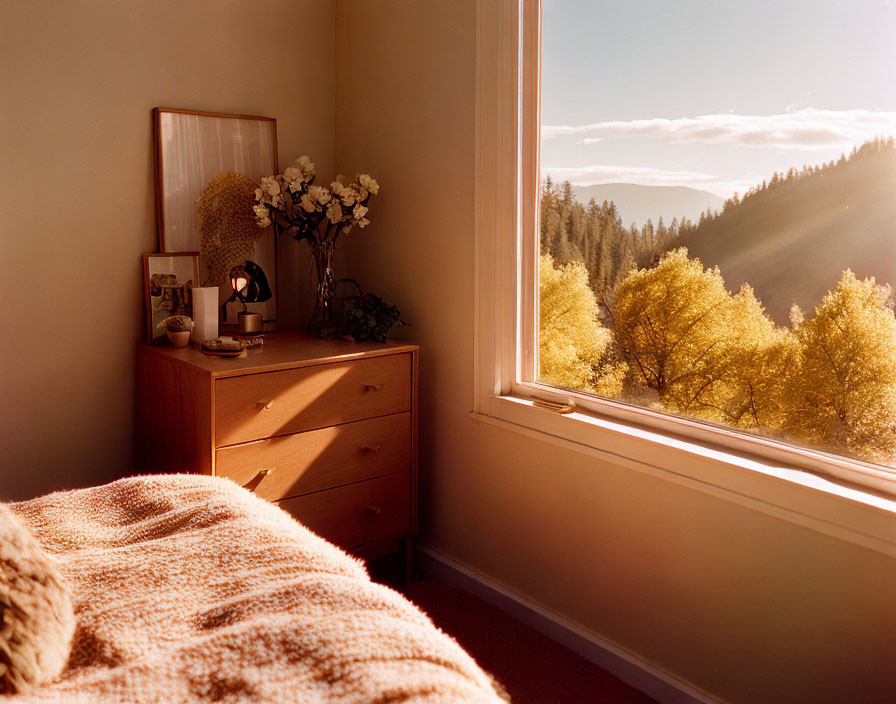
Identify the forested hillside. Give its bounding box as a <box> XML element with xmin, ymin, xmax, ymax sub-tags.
<box><xmin>542</xmin><ymin>138</ymin><xmax>896</xmax><ymax>323</ymax></box>
<box><xmin>679</xmin><ymin>138</ymin><xmax>896</xmax><ymax>322</ymax></box>
<box><xmin>540</xmin><ymin>176</ymin><xmax>688</xmax><ymax>302</ymax></box>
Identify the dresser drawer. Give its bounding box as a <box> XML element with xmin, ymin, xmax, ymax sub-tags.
<box><xmin>214</xmin><ymin>353</ymin><xmax>411</xmax><ymax>447</ymax></box>
<box><xmin>279</xmin><ymin>471</ymin><xmax>411</xmax><ymax>549</ymax></box>
<box><xmin>215</xmin><ymin>412</ymin><xmax>411</xmax><ymax>501</ymax></box>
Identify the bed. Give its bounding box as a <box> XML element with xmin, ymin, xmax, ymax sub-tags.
<box><xmin>4</xmin><ymin>474</ymin><xmax>508</xmax><ymax>703</ymax></box>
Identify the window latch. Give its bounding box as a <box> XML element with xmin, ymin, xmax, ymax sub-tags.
<box><xmin>532</xmin><ymin>398</ymin><xmax>575</xmax><ymax>414</ymax></box>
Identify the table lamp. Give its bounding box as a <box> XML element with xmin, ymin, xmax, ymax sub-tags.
<box><xmin>230</xmin><ymin>266</ymin><xmax>263</xmax><ymax>334</ymax></box>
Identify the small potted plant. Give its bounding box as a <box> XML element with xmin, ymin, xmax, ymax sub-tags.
<box><xmin>338</xmin><ymin>280</ymin><xmax>408</xmax><ymax>343</ymax></box>
<box><xmin>158</xmin><ymin>315</ymin><xmax>193</xmax><ymax>348</ymax></box>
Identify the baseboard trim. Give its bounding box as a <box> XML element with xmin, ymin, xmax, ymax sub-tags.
<box><xmin>413</xmin><ymin>544</ymin><xmax>725</xmax><ymax>704</ymax></box>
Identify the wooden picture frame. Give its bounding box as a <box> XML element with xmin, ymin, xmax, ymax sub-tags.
<box><xmin>152</xmin><ymin>108</ymin><xmax>279</xmax><ymax>331</ymax></box>
<box><xmin>143</xmin><ymin>252</ymin><xmax>200</xmax><ymax>345</ymax></box>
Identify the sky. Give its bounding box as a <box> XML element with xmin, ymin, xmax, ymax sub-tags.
<box><xmin>541</xmin><ymin>0</ymin><xmax>896</xmax><ymax>198</ymax></box>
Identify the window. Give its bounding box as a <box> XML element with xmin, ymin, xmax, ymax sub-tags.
<box><xmin>535</xmin><ymin>1</ymin><xmax>896</xmax><ymax>477</ymax></box>
<box><xmin>475</xmin><ymin>0</ymin><xmax>896</xmax><ymax>500</ymax></box>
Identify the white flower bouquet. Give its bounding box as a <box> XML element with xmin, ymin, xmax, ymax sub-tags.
<box><xmin>252</xmin><ymin>156</ymin><xmax>378</xmax><ymax>242</ymax></box>
<box><xmin>252</xmin><ymin>156</ymin><xmax>380</xmax><ymax>333</ymax></box>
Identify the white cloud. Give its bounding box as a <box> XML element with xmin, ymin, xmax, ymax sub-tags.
<box><xmin>545</xmin><ymin>164</ymin><xmax>714</xmax><ymax>184</ymax></box>
<box><xmin>543</xmin><ymin>109</ymin><xmax>896</xmax><ymax>150</ymax></box>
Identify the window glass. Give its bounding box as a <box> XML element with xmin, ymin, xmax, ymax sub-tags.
<box><xmin>538</xmin><ymin>0</ymin><xmax>896</xmax><ymax>469</ymax></box>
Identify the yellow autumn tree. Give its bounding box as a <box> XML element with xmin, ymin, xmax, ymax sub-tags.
<box><xmin>786</xmin><ymin>270</ymin><xmax>896</xmax><ymax>463</ymax></box>
<box><xmin>539</xmin><ymin>254</ymin><xmax>627</xmax><ymax>396</ymax></box>
<box><xmin>612</xmin><ymin>248</ymin><xmax>736</xmax><ymax>416</ymax></box>
<box><xmin>715</xmin><ymin>284</ymin><xmax>799</xmax><ymax>430</ymax></box>
<box><xmin>611</xmin><ymin>248</ymin><xmax>793</xmax><ymax>427</ymax></box>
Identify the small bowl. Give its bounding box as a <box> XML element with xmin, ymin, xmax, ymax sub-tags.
<box><xmin>167</xmin><ymin>329</ymin><xmax>192</xmax><ymax>348</ymax></box>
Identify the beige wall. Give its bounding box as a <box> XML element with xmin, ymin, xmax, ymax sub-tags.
<box><xmin>0</xmin><ymin>0</ymin><xmax>334</xmax><ymax>500</ymax></box>
<box><xmin>334</xmin><ymin>2</ymin><xmax>896</xmax><ymax>703</ymax></box>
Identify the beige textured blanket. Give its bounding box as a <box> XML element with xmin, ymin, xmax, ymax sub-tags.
<box><xmin>9</xmin><ymin>475</ymin><xmax>507</xmax><ymax>703</ymax></box>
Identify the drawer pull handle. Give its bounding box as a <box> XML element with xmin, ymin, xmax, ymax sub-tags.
<box><xmin>362</xmin><ymin>383</ymin><xmax>385</xmax><ymax>392</ymax></box>
<box><xmin>257</xmin><ymin>400</ymin><xmax>274</xmax><ymax>411</ymax></box>
<box><xmin>367</xmin><ymin>505</ymin><xmax>383</xmax><ymax>515</ymax></box>
<box><xmin>243</xmin><ymin>468</ymin><xmax>276</xmax><ymax>493</ymax></box>
<box><xmin>361</xmin><ymin>444</ymin><xmax>382</xmax><ymax>454</ymax></box>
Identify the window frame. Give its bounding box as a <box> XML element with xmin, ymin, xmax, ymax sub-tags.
<box><xmin>473</xmin><ymin>0</ymin><xmax>896</xmax><ymax>554</ymax></box>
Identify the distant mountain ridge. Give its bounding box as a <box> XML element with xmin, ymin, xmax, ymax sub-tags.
<box><xmin>678</xmin><ymin>139</ymin><xmax>896</xmax><ymax>324</ymax></box>
<box><xmin>572</xmin><ymin>183</ymin><xmax>724</xmax><ymax>228</ymax></box>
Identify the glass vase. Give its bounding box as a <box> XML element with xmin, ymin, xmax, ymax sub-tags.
<box><xmin>308</xmin><ymin>239</ymin><xmax>336</xmax><ymax>336</ymax></box>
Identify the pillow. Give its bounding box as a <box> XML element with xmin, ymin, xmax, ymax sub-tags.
<box><xmin>0</xmin><ymin>503</ymin><xmax>75</xmax><ymax>693</ymax></box>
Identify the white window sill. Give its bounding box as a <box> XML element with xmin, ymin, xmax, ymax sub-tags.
<box><xmin>472</xmin><ymin>394</ymin><xmax>896</xmax><ymax>559</ymax></box>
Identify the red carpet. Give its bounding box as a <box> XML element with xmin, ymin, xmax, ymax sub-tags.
<box><xmin>402</xmin><ymin>579</ymin><xmax>659</xmax><ymax>704</ymax></box>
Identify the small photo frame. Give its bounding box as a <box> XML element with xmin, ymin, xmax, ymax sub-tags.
<box><xmin>143</xmin><ymin>252</ymin><xmax>199</xmax><ymax>344</ymax></box>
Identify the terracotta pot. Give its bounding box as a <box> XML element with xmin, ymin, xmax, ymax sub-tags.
<box><xmin>167</xmin><ymin>329</ymin><xmax>191</xmax><ymax>348</ymax></box>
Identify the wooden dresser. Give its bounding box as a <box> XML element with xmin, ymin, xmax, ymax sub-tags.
<box><xmin>136</xmin><ymin>332</ymin><xmax>418</xmax><ymax>564</ymax></box>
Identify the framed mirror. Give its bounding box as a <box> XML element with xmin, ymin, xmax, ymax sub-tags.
<box><xmin>152</xmin><ymin>108</ymin><xmax>279</xmax><ymax>331</ymax></box>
